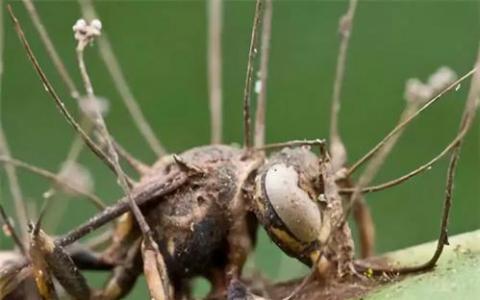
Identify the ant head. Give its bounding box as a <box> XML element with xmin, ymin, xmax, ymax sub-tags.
<box><xmin>252</xmin><ymin>146</ymin><xmax>332</xmax><ymax>266</ymax></box>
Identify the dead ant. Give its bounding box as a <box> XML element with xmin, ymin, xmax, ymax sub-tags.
<box><xmin>0</xmin><ymin>0</ymin><xmax>479</xmax><ymax>299</ymax></box>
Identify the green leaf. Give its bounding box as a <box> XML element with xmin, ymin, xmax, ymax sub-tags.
<box><xmin>362</xmin><ymin>230</ymin><xmax>480</xmax><ymax>300</ymax></box>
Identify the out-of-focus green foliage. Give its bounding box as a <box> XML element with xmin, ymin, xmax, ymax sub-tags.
<box><xmin>1</xmin><ymin>1</ymin><xmax>479</xmax><ymax>298</ymax></box>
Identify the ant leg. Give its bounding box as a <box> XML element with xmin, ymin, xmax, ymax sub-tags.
<box><xmin>60</xmin><ymin>216</ymin><xmax>155</xmax><ymax>300</ymax></box>
<box><xmin>337</xmin><ymin>177</ymin><xmax>375</xmax><ymax>258</ymax></box>
<box><xmin>225</xmin><ymin>210</ymin><xmax>257</xmax><ymax>300</ymax></box>
<box><xmin>352</xmin><ymin>197</ymin><xmax>375</xmax><ymax>258</ymax></box>
<box><xmin>99</xmin><ymin>213</ymin><xmax>141</xmax><ymax>265</ymax></box>
<box><xmin>69</xmin><ymin>214</ymin><xmax>153</xmax><ymax>300</ymax></box>
<box><xmin>226</xmin><ymin>218</ymin><xmax>250</xmax><ymax>282</ymax></box>
<box><xmin>207</xmin><ymin>267</ymin><xmax>228</xmax><ymax>299</ymax></box>
<box><xmin>141</xmin><ymin>238</ymin><xmax>174</xmax><ymax>300</ymax></box>
<box><xmin>353</xmin><ymin>136</ymin><xmax>464</xmax><ymax>277</ymax></box>
<box><xmin>25</xmin><ymin>212</ymin><xmax>142</xmax><ymax>300</ymax></box>
<box><xmin>29</xmin><ymin>227</ymin><xmax>91</xmax><ymax>299</ymax></box>
<box><xmin>207</xmin><ymin>212</ymin><xmax>257</xmax><ymax>300</ymax></box>
<box><xmin>93</xmin><ymin>240</ymin><xmax>143</xmax><ymax>300</ymax></box>
<box><xmin>67</xmin><ymin>244</ymin><xmax>114</xmax><ymax>271</ymax></box>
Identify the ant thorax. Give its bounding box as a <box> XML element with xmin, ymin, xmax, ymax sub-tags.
<box><xmin>135</xmin><ymin>145</ymin><xmax>263</xmax><ymax>282</ymax></box>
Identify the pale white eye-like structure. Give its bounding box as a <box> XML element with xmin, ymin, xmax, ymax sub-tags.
<box><xmin>264</xmin><ymin>163</ymin><xmax>322</xmax><ymax>243</ymax></box>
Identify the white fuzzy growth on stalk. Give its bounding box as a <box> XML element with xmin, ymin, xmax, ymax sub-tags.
<box><xmin>1</xmin><ymin>217</ymin><xmax>15</xmax><ymax>237</ymax></box>
<box><xmin>58</xmin><ymin>162</ymin><xmax>94</xmax><ymax>196</ymax></box>
<box><xmin>79</xmin><ymin>96</ymin><xmax>110</xmax><ymax>119</ymax></box>
<box><xmin>254</xmin><ymin>79</ymin><xmax>262</xmax><ymax>94</ymax></box>
<box><xmin>405</xmin><ymin>78</ymin><xmax>433</xmax><ymax>104</ymax></box>
<box><xmin>428</xmin><ymin>66</ymin><xmax>458</xmax><ymax>91</ymax></box>
<box><xmin>405</xmin><ymin>66</ymin><xmax>458</xmax><ymax>105</ymax></box>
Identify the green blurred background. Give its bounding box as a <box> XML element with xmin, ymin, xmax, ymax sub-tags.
<box><xmin>1</xmin><ymin>0</ymin><xmax>480</xmax><ymax>298</ymax></box>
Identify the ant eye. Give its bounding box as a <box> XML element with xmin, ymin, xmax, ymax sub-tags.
<box><xmin>262</xmin><ymin>163</ymin><xmax>322</xmax><ymax>243</ymax></box>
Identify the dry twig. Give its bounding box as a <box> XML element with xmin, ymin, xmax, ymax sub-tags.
<box><xmin>329</xmin><ymin>0</ymin><xmax>358</xmax><ymax>171</ymax></box>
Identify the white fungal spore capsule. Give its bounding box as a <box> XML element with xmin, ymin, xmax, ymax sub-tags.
<box><xmin>72</xmin><ymin>18</ymin><xmax>87</xmax><ymax>32</ymax></box>
<box><xmin>428</xmin><ymin>66</ymin><xmax>457</xmax><ymax>92</ymax></box>
<box><xmin>59</xmin><ymin>162</ymin><xmax>94</xmax><ymax>196</ymax></box>
<box><xmin>264</xmin><ymin>163</ymin><xmax>322</xmax><ymax>243</ymax></box>
<box><xmin>79</xmin><ymin>96</ymin><xmax>110</xmax><ymax>118</ymax></box>
<box><xmin>90</xmin><ymin>19</ymin><xmax>102</xmax><ymax>31</ymax></box>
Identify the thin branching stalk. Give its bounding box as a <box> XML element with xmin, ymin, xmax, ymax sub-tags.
<box><xmin>243</xmin><ymin>0</ymin><xmax>264</xmax><ymax>149</ymax></box>
<box><xmin>327</xmin><ymin>0</ymin><xmax>375</xmax><ymax>260</ymax></box>
<box><xmin>21</xmin><ymin>0</ymin><xmax>103</xmax><ymax>220</ymax></box>
<box><xmin>347</xmin><ymin>67</ymin><xmax>477</xmax><ymax>176</ymax></box>
<box><xmin>255</xmin><ymin>139</ymin><xmax>325</xmax><ymax>151</ymax></box>
<box><xmin>329</xmin><ymin>0</ymin><xmax>358</xmax><ymax>171</ymax></box>
<box><xmin>7</xmin><ymin>6</ymin><xmax>120</xmax><ymax>177</ymax></box>
<box><xmin>0</xmin><ymin>2</ymin><xmax>29</xmax><ymax>247</ymax></box>
<box><xmin>78</xmin><ymin>0</ymin><xmax>167</xmax><ymax>157</ymax></box>
<box><xmin>22</xmin><ymin>0</ymin><xmax>89</xmax><ymax>174</ymax></box>
<box><xmin>338</xmin><ymin>125</ymin><xmax>468</xmax><ymax>195</ymax></box>
<box><xmin>341</xmin><ymin>68</ymin><xmax>478</xmax><ymax>221</ymax></box>
<box><xmin>254</xmin><ymin>0</ymin><xmax>272</xmax><ymax>148</ymax></box>
<box><xmin>74</xmin><ymin>39</ymin><xmax>171</xmax><ymax>297</ymax></box>
<box><xmin>348</xmin><ymin>104</ymin><xmax>419</xmax><ymax>186</ymax></box>
<box><xmin>339</xmin><ymin>67</ymin><xmax>479</xmax><ymax>260</ymax></box>
<box><xmin>67</xmin><ymin>34</ymin><xmax>169</xmax><ymax>294</ymax></box>
<box><xmin>344</xmin><ymin>68</ymin><xmax>460</xmax><ymax>226</ymax></box>
<box><xmin>344</xmin><ymin>102</ymin><xmax>431</xmax><ymax>231</ymax></box>
<box><xmin>113</xmin><ymin>140</ymin><xmax>150</xmax><ymax>175</ymax></box>
<box><xmin>0</xmin><ymin>156</ymin><xmax>105</xmax><ymax>210</ymax></box>
<box><xmin>0</xmin><ymin>130</ymin><xmax>29</xmax><ymax>248</ymax></box>
<box><xmin>207</xmin><ymin>0</ymin><xmax>223</xmax><ymax>144</ymax></box>
<box><xmin>22</xmin><ymin>0</ymin><xmax>148</xmax><ymax>184</ymax></box>
<box><xmin>355</xmin><ymin>48</ymin><xmax>480</xmax><ymax>275</ymax></box>
<box><xmin>74</xmin><ymin>29</ymin><xmax>166</xmax><ymax>296</ymax></box>
<box><xmin>21</xmin><ymin>0</ymin><xmax>79</xmax><ymax>99</ymax></box>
